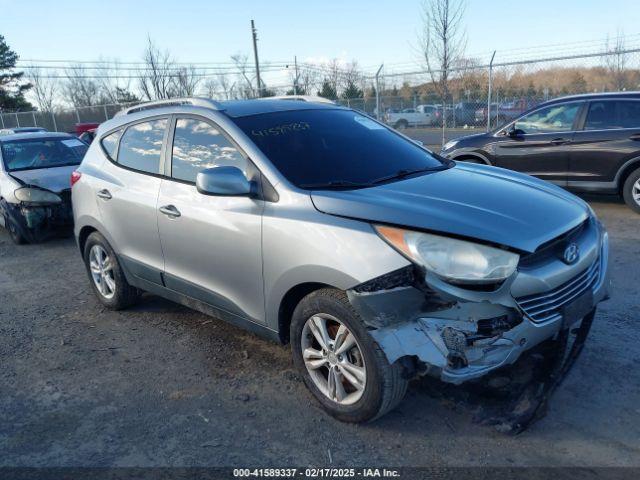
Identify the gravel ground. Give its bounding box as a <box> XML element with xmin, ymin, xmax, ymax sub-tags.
<box><xmin>0</xmin><ymin>195</ymin><xmax>639</xmax><ymax>468</ymax></box>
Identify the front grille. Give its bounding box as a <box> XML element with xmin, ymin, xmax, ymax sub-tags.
<box><xmin>519</xmin><ymin>219</ymin><xmax>588</xmax><ymax>268</ymax></box>
<box><xmin>516</xmin><ymin>258</ymin><xmax>600</xmax><ymax>323</ymax></box>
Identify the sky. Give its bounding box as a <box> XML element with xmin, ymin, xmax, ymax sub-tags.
<box><xmin>2</xmin><ymin>0</ymin><xmax>639</xmax><ymax>84</ymax></box>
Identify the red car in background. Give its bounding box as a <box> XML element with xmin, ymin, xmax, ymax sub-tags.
<box><xmin>75</xmin><ymin>123</ymin><xmax>99</xmax><ymax>144</ymax></box>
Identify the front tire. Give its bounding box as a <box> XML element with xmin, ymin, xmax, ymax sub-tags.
<box><xmin>622</xmin><ymin>167</ymin><xmax>640</xmax><ymax>214</ymax></box>
<box><xmin>291</xmin><ymin>288</ymin><xmax>407</xmax><ymax>422</ymax></box>
<box><xmin>6</xmin><ymin>216</ymin><xmax>26</xmax><ymax>245</ymax></box>
<box><xmin>83</xmin><ymin>232</ymin><xmax>139</xmax><ymax>310</ymax></box>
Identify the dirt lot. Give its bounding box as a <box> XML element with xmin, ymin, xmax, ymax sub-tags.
<box><xmin>1</xmin><ymin>195</ymin><xmax>639</xmax><ymax>468</ymax></box>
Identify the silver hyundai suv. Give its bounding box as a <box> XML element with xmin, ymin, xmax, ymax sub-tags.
<box><xmin>72</xmin><ymin>97</ymin><xmax>610</xmax><ymax>423</ymax></box>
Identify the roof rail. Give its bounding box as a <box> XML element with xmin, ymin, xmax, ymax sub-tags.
<box><xmin>258</xmin><ymin>95</ymin><xmax>336</xmax><ymax>105</ymax></box>
<box><xmin>115</xmin><ymin>97</ymin><xmax>224</xmax><ymax>117</ymax></box>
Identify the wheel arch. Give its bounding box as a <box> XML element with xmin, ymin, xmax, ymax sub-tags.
<box><xmin>277</xmin><ymin>282</ymin><xmax>332</xmax><ymax>344</ymax></box>
<box><xmin>78</xmin><ymin>225</ymin><xmax>98</xmax><ymax>255</ymax></box>
<box><xmin>616</xmin><ymin>157</ymin><xmax>640</xmax><ymax>193</ymax></box>
<box><xmin>451</xmin><ymin>151</ymin><xmax>492</xmax><ymax>165</ymax></box>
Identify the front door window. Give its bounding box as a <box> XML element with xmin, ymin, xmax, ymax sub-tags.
<box><xmin>514</xmin><ymin>103</ymin><xmax>580</xmax><ymax>134</ymax></box>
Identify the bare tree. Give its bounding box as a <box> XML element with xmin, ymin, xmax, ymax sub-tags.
<box><xmin>202</xmin><ymin>71</ymin><xmax>237</xmax><ymax>99</ymax></box>
<box><xmin>139</xmin><ymin>37</ymin><xmax>176</xmax><ymax>100</ymax></box>
<box><xmin>604</xmin><ymin>31</ymin><xmax>628</xmax><ymax>90</ymax></box>
<box><xmin>202</xmin><ymin>78</ymin><xmax>219</xmax><ymax>98</ymax></box>
<box><xmin>27</xmin><ymin>67</ymin><xmax>58</xmax><ymax>111</ymax></box>
<box><xmin>289</xmin><ymin>65</ymin><xmax>320</xmax><ymax>95</ymax></box>
<box><xmin>231</xmin><ymin>53</ymin><xmax>255</xmax><ymax>98</ymax></box>
<box><xmin>218</xmin><ymin>73</ymin><xmax>236</xmax><ymax>99</ymax></box>
<box><xmin>62</xmin><ymin>64</ymin><xmax>100</xmax><ymax>107</ymax></box>
<box><xmin>419</xmin><ymin>0</ymin><xmax>467</xmax><ymax>103</ymax></box>
<box><xmin>326</xmin><ymin>59</ymin><xmax>341</xmax><ymax>94</ymax></box>
<box><xmin>94</xmin><ymin>58</ymin><xmax>136</xmax><ymax>104</ymax></box>
<box><xmin>174</xmin><ymin>65</ymin><xmax>201</xmax><ymax>97</ymax></box>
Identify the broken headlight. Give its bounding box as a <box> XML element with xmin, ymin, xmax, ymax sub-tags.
<box><xmin>14</xmin><ymin>187</ymin><xmax>62</xmax><ymax>205</ymax></box>
<box><xmin>375</xmin><ymin>226</ymin><xmax>519</xmax><ymax>284</ymax></box>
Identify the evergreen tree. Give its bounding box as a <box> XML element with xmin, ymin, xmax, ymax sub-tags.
<box><xmin>317</xmin><ymin>80</ymin><xmax>337</xmax><ymax>100</ymax></box>
<box><xmin>342</xmin><ymin>80</ymin><xmax>363</xmax><ymax>100</ymax></box>
<box><xmin>0</xmin><ymin>35</ymin><xmax>32</xmax><ymax>111</ymax></box>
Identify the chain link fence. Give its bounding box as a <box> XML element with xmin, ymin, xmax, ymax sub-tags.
<box><xmin>366</xmin><ymin>47</ymin><xmax>640</xmax><ymax>138</ymax></box>
<box><xmin>3</xmin><ymin>48</ymin><xmax>639</xmax><ymax>145</ymax></box>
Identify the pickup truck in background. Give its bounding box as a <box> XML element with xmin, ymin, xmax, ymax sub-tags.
<box><xmin>385</xmin><ymin>104</ymin><xmax>441</xmax><ymax>129</ymax></box>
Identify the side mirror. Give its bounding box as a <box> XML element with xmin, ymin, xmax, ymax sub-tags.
<box><xmin>196</xmin><ymin>166</ymin><xmax>254</xmax><ymax>197</ymax></box>
<box><xmin>507</xmin><ymin>127</ymin><xmax>525</xmax><ymax>138</ymax></box>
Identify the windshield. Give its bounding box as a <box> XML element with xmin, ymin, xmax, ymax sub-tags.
<box><xmin>232</xmin><ymin>109</ymin><xmax>445</xmax><ymax>188</ymax></box>
<box><xmin>1</xmin><ymin>137</ymin><xmax>88</xmax><ymax>172</ymax></box>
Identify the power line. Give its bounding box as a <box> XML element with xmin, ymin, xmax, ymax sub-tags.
<box><xmin>17</xmin><ymin>58</ymin><xmax>293</xmax><ymax>66</ymax></box>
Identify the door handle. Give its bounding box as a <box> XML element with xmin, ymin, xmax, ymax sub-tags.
<box><xmin>159</xmin><ymin>205</ymin><xmax>181</xmax><ymax>218</ymax></box>
<box><xmin>629</xmin><ymin>133</ymin><xmax>640</xmax><ymax>141</ymax></box>
<box><xmin>97</xmin><ymin>189</ymin><xmax>112</xmax><ymax>200</ymax></box>
<box><xmin>550</xmin><ymin>138</ymin><xmax>570</xmax><ymax>145</ymax></box>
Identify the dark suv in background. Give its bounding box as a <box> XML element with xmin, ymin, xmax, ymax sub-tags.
<box><xmin>440</xmin><ymin>92</ymin><xmax>640</xmax><ymax>213</ymax></box>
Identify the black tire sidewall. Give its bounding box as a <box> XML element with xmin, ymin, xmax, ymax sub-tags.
<box><xmin>623</xmin><ymin>168</ymin><xmax>640</xmax><ymax>214</ymax></box>
<box><xmin>83</xmin><ymin>232</ymin><xmax>135</xmax><ymax>310</ymax></box>
<box><xmin>6</xmin><ymin>216</ymin><xmax>26</xmax><ymax>245</ymax></box>
<box><xmin>290</xmin><ymin>291</ymin><xmax>386</xmax><ymax>422</ymax></box>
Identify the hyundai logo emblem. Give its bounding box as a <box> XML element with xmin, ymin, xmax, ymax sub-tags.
<box><xmin>563</xmin><ymin>243</ymin><xmax>580</xmax><ymax>264</ymax></box>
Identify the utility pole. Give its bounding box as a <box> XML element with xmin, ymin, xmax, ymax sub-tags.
<box><xmin>251</xmin><ymin>20</ymin><xmax>262</xmax><ymax>97</ymax></box>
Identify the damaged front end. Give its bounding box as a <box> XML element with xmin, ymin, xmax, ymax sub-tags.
<box><xmin>347</xmin><ymin>218</ymin><xmax>610</xmax><ymax>433</ymax></box>
<box><xmin>1</xmin><ymin>187</ymin><xmax>73</xmax><ymax>243</ymax></box>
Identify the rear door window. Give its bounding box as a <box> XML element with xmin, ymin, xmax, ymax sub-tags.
<box><xmin>584</xmin><ymin>101</ymin><xmax>618</xmax><ymax>130</ymax></box>
<box><xmin>584</xmin><ymin>100</ymin><xmax>640</xmax><ymax>130</ymax></box>
<box><xmin>117</xmin><ymin>118</ymin><xmax>167</xmax><ymax>174</ymax></box>
<box><xmin>171</xmin><ymin>118</ymin><xmax>247</xmax><ymax>183</ymax></box>
<box><xmin>618</xmin><ymin>101</ymin><xmax>640</xmax><ymax>129</ymax></box>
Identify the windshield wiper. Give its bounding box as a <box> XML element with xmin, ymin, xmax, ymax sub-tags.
<box><xmin>369</xmin><ymin>166</ymin><xmax>447</xmax><ymax>185</ymax></box>
<box><xmin>299</xmin><ymin>180</ymin><xmax>374</xmax><ymax>190</ymax></box>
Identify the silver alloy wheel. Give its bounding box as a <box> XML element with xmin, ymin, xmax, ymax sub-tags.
<box><xmin>633</xmin><ymin>178</ymin><xmax>640</xmax><ymax>206</ymax></box>
<box><xmin>89</xmin><ymin>245</ymin><xmax>116</xmax><ymax>299</ymax></box>
<box><xmin>301</xmin><ymin>313</ymin><xmax>367</xmax><ymax>405</ymax></box>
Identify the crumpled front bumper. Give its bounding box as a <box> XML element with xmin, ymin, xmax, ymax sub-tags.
<box><xmin>348</xmin><ymin>220</ymin><xmax>610</xmax><ymax>385</ymax></box>
<box><xmin>0</xmin><ymin>195</ymin><xmax>73</xmax><ymax>242</ymax></box>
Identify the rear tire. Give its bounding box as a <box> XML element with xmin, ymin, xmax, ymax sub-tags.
<box><xmin>83</xmin><ymin>232</ymin><xmax>139</xmax><ymax>310</ymax></box>
<box><xmin>290</xmin><ymin>288</ymin><xmax>407</xmax><ymax>423</ymax></box>
<box><xmin>622</xmin><ymin>167</ymin><xmax>640</xmax><ymax>214</ymax></box>
<box><xmin>394</xmin><ymin>120</ymin><xmax>408</xmax><ymax>130</ymax></box>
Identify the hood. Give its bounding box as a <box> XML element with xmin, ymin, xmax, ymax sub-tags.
<box><xmin>9</xmin><ymin>165</ymin><xmax>76</xmax><ymax>193</ymax></box>
<box><xmin>310</xmin><ymin>163</ymin><xmax>589</xmax><ymax>253</ymax></box>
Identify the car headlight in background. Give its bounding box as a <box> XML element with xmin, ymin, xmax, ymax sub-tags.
<box><xmin>376</xmin><ymin>225</ymin><xmax>519</xmax><ymax>284</ymax></box>
<box><xmin>14</xmin><ymin>187</ymin><xmax>62</xmax><ymax>205</ymax></box>
<box><xmin>441</xmin><ymin>140</ymin><xmax>458</xmax><ymax>152</ymax></box>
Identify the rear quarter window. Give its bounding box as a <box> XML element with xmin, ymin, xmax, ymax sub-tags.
<box><xmin>100</xmin><ymin>129</ymin><xmax>122</xmax><ymax>159</ymax></box>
